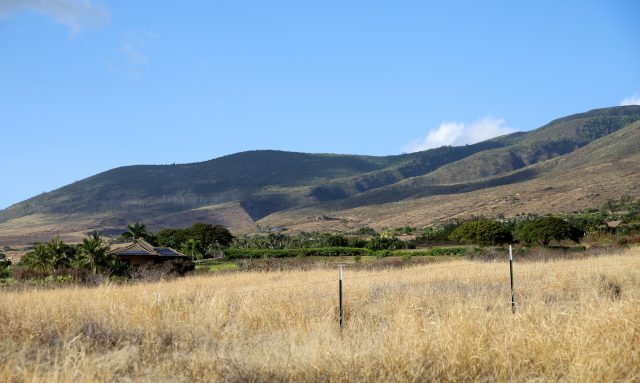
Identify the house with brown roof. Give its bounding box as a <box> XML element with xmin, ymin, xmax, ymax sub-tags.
<box><xmin>107</xmin><ymin>240</ymin><xmax>189</xmax><ymax>266</ymax></box>
<box><xmin>598</xmin><ymin>220</ymin><xmax>625</xmax><ymax>234</ymax></box>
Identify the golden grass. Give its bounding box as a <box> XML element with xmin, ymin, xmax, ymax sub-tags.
<box><xmin>1</xmin><ymin>248</ymin><xmax>640</xmax><ymax>382</ymax></box>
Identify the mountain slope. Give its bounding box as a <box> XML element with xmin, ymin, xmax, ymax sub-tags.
<box><xmin>0</xmin><ymin>135</ymin><xmax>514</xmax><ymax>222</ymax></box>
<box><xmin>259</xmin><ymin>119</ymin><xmax>640</xmax><ymax>232</ymax></box>
<box><xmin>1</xmin><ymin>105</ymin><xmax>640</xmax><ymax>244</ymax></box>
<box><xmin>314</xmin><ymin>106</ymin><xmax>640</xmax><ymax>209</ymax></box>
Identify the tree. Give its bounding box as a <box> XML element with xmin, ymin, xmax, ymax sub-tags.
<box><xmin>352</xmin><ymin>226</ymin><xmax>377</xmax><ymax>236</ymax></box>
<box><xmin>78</xmin><ymin>232</ymin><xmax>113</xmax><ymax>274</ymax></box>
<box><xmin>20</xmin><ymin>244</ymin><xmax>52</xmax><ymax>273</ymax></box>
<box><xmin>514</xmin><ymin>217</ymin><xmax>582</xmax><ymax>246</ymax></box>
<box><xmin>122</xmin><ymin>222</ymin><xmax>150</xmax><ymax>242</ymax></box>
<box><xmin>366</xmin><ymin>235</ymin><xmax>402</xmax><ymax>251</ymax></box>
<box><xmin>185</xmin><ymin>223</ymin><xmax>234</xmax><ymax>248</ymax></box>
<box><xmin>321</xmin><ymin>233</ymin><xmax>349</xmax><ymax>247</ymax></box>
<box><xmin>421</xmin><ymin>222</ymin><xmax>461</xmax><ymax>242</ymax></box>
<box><xmin>265</xmin><ymin>233</ymin><xmax>287</xmax><ymax>249</ymax></box>
<box><xmin>155</xmin><ymin>223</ymin><xmax>234</xmax><ymax>250</ymax></box>
<box><xmin>0</xmin><ymin>250</ymin><xmax>10</xmax><ymax>271</ymax></box>
<box><xmin>46</xmin><ymin>236</ymin><xmax>74</xmax><ymax>269</ymax></box>
<box><xmin>155</xmin><ymin>228</ymin><xmax>186</xmax><ymax>248</ymax></box>
<box><xmin>449</xmin><ymin>220</ymin><xmax>513</xmax><ymax>246</ymax></box>
<box><xmin>180</xmin><ymin>239</ymin><xmax>204</xmax><ymax>260</ymax></box>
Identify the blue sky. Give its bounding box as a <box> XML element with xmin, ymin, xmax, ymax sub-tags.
<box><xmin>1</xmin><ymin>1</ymin><xmax>639</xmax><ymax>209</ymax></box>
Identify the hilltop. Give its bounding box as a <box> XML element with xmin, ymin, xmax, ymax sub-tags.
<box><xmin>1</xmin><ymin>105</ymin><xmax>640</xmax><ymax>245</ymax></box>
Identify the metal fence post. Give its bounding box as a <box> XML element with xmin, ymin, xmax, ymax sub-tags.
<box><xmin>509</xmin><ymin>245</ymin><xmax>516</xmax><ymax>314</ymax></box>
<box><xmin>339</xmin><ymin>265</ymin><xmax>344</xmax><ymax>327</ymax></box>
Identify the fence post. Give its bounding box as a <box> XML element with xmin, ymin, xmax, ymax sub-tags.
<box><xmin>509</xmin><ymin>245</ymin><xmax>516</xmax><ymax>314</ymax></box>
<box><xmin>339</xmin><ymin>265</ymin><xmax>344</xmax><ymax>328</ymax></box>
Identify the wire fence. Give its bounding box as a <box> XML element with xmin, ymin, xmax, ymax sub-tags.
<box><xmin>217</xmin><ymin>261</ymin><xmax>640</xmax><ymax>295</ymax></box>
<box><xmin>152</xmin><ymin>250</ymin><xmax>640</xmax><ymax>324</ymax></box>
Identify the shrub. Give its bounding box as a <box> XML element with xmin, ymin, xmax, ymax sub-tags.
<box><xmin>394</xmin><ymin>226</ymin><xmax>416</xmax><ymax>235</ymax></box>
<box><xmin>0</xmin><ymin>252</ymin><xmax>10</xmax><ymax>278</ymax></box>
<box><xmin>323</xmin><ymin>234</ymin><xmax>349</xmax><ymax>247</ymax></box>
<box><xmin>11</xmin><ymin>267</ymin><xmax>49</xmax><ymax>281</ymax></box>
<box><xmin>373</xmin><ymin>247</ymin><xmax>470</xmax><ymax>258</ymax></box>
<box><xmin>515</xmin><ymin>217</ymin><xmax>583</xmax><ymax>246</ymax></box>
<box><xmin>449</xmin><ymin>220</ymin><xmax>513</xmax><ymax>246</ymax></box>
<box><xmin>351</xmin><ymin>227</ymin><xmax>377</xmax><ymax>236</ymax></box>
<box><xmin>347</xmin><ymin>237</ymin><xmax>368</xmax><ymax>248</ymax></box>
<box><xmin>422</xmin><ymin>247</ymin><xmax>469</xmax><ymax>257</ymax></box>
<box><xmin>367</xmin><ymin>236</ymin><xmax>402</xmax><ymax>251</ymax></box>
<box><xmin>51</xmin><ymin>268</ymin><xmax>93</xmax><ymax>283</ymax></box>
<box><xmin>167</xmin><ymin>259</ymin><xmax>196</xmax><ymax>276</ymax></box>
<box><xmin>224</xmin><ymin>246</ymin><xmax>470</xmax><ymax>260</ymax></box>
<box><xmin>224</xmin><ymin>247</ymin><xmax>370</xmax><ymax>259</ymax></box>
<box><xmin>420</xmin><ymin>222</ymin><xmax>461</xmax><ymax>242</ymax></box>
<box><xmin>615</xmin><ymin>236</ymin><xmax>640</xmax><ymax>247</ymax></box>
<box><xmin>374</xmin><ymin>250</ymin><xmax>392</xmax><ymax>258</ymax></box>
<box><xmin>130</xmin><ymin>259</ymin><xmax>195</xmax><ymax>280</ymax></box>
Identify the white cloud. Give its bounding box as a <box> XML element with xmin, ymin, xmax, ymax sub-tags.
<box><xmin>0</xmin><ymin>0</ymin><xmax>110</xmax><ymax>34</ymax></box>
<box><xmin>620</xmin><ymin>94</ymin><xmax>640</xmax><ymax>106</ymax></box>
<box><xmin>402</xmin><ymin>116</ymin><xmax>516</xmax><ymax>153</ymax></box>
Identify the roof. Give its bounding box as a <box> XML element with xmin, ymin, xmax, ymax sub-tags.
<box><xmin>154</xmin><ymin>247</ymin><xmax>186</xmax><ymax>257</ymax></box>
<box><xmin>107</xmin><ymin>240</ymin><xmax>187</xmax><ymax>257</ymax></box>
<box><xmin>606</xmin><ymin>220</ymin><xmax>623</xmax><ymax>228</ymax></box>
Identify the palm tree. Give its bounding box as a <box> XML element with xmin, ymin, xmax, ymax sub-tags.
<box><xmin>181</xmin><ymin>239</ymin><xmax>203</xmax><ymax>260</ymax></box>
<box><xmin>121</xmin><ymin>222</ymin><xmax>149</xmax><ymax>242</ymax></box>
<box><xmin>78</xmin><ymin>233</ymin><xmax>112</xmax><ymax>274</ymax></box>
<box><xmin>21</xmin><ymin>244</ymin><xmax>51</xmax><ymax>273</ymax></box>
<box><xmin>87</xmin><ymin>230</ymin><xmax>101</xmax><ymax>241</ymax></box>
<box><xmin>46</xmin><ymin>236</ymin><xmax>73</xmax><ymax>269</ymax></box>
<box><xmin>0</xmin><ymin>250</ymin><xmax>10</xmax><ymax>270</ymax></box>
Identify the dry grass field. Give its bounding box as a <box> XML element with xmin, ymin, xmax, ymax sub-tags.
<box><xmin>1</xmin><ymin>247</ymin><xmax>640</xmax><ymax>382</ymax></box>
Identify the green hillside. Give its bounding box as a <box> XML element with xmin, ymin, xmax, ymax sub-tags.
<box><xmin>1</xmin><ymin>151</ymin><xmax>391</xmax><ymax>221</ymax></box>
<box><xmin>0</xmin><ymin>136</ymin><xmax>512</xmax><ymax>221</ymax></box>
<box><xmin>2</xmin><ymin>105</ymin><xmax>640</xmax><ymax>224</ymax></box>
<box><xmin>329</xmin><ymin>105</ymin><xmax>640</xmax><ymax>208</ymax></box>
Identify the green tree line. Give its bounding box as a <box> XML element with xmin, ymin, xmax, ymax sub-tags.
<box><xmin>19</xmin><ymin>231</ymin><xmax>116</xmax><ymax>276</ymax></box>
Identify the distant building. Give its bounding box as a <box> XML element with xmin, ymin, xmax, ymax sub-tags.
<box><xmin>599</xmin><ymin>220</ymin><xmax>624</xmax><ymax>234</ymax></box>
<box><xmin>107</xmin><ymin>240</ymin><xmax>189</xmax><ymax>266</ymax></box>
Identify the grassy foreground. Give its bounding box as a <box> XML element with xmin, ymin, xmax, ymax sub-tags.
<box><xmin>1</xmin><ymin>248</ymin><xmax>640</xmax><ymax>382</ymax></box>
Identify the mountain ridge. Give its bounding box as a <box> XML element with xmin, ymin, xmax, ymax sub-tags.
<box><xmin>2</xmin><ymin>105</ymin><xmax>640</xmax><ymax>244</ymax></box>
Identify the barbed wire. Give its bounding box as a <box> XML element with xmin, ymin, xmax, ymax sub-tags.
<box><xmin>206</xmin><ymin>277</ymin><xmax>640</xmax><ymax>310</ymax></box>
<box><xmin>145</xmin><ymin>253</ymin><xmax>640</xmax><ymax>312</ymax></box>
<box><xmin>190</xmin><ymin>260</ymin><xmax>640</xmax><ymax>301</ymax></box>
<box><xmin>343</xmin><ymin>262</ymin><xmax>640</xmax><ymax>281</ymax></box>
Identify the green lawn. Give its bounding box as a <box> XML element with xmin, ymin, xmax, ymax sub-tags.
<box><xmin>0</xmin><ymin>277</ymin><xmax>16</xmax><ymax>286</ymax></box>
<box><xmin>195</xmin><ymin>259</ymin><xmax>239</xmax><ymax>272</ymax></box>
